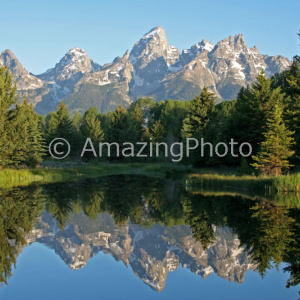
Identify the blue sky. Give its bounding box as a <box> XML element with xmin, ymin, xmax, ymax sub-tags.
<box><xmin>1</xmin><ymin>0</ymin><xmax>299</xmax><ymax>74</ymax></box>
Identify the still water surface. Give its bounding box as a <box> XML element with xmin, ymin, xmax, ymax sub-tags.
<box><xmin>0</xmin><ymin>175</ymin><xmax>299</xmax><ymax>299</ymax></box>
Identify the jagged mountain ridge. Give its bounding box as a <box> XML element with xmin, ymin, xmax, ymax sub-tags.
<box><xmin>24</xmin><ymin>211</ymin><xmax>256</xmax><ymax>292</ymax></box>
<box><xmin>0</xmin><ymin>26</ymin><xmax>290</xmax><ymax>115</ymax></box>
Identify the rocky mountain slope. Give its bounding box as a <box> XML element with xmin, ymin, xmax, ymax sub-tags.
<box><xmin>0</xmin><ymin>26</ymin><xmax>290</xmax><ymax>115</ymax></box>
<box><xmin>24</xmin><ymin>211</ymin><xmax>256</xmax><ymax>292</ymax></box>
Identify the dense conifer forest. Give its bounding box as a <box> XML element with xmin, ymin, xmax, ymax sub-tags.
<box><xmin>0</xmin><ymin>55</ymin><xmax>299</xmax><ymax>176</ymax></box>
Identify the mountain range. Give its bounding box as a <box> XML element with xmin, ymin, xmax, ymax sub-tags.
<box><xmin>24</xmin><ymin>210</ymin><xmax>256</xmax><ymax>292</ymax></box>
<box><xmin>0</xmin><ymin>26</ymin><xmax>291</xmax><ymax>115</ymax></box>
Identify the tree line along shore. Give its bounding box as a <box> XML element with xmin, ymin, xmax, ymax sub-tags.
<box><xmin>0</xmin><ymin>56</ymin><xmax>299</xmax><ymax>185</ymax></box>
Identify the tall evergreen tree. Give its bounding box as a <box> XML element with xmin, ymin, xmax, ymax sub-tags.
<box><xmin>181</xmin><ymin>87</ymin><xmax>216</xmax><ymax>166</ymax></box>
<box><xmin>149</xmin><ymin>121</ymin><xmax>166</xmax><ymax>142</ymax></box>
<box><xmin>12</xmin><ymin>100</ymin><xmax>45</xmax><ymax>167</ymax></box>
<box><xmin>81</xmin><ymin>115</ymin><xmax>104</xmax><ymax>145</ymax></box>
<box><xmin>273</xmin><ymin>56</ymin><xmax>300</xmax><ymax>163</ymax></box>
<box><xmin>72</xmin><ymin>111</ymin><xmax>82</xmax><ymax>131</ymax></box>
<box><xmin>251</xmin><ymin>103</ymin><xmax>295</xmax><ymax>175</ymax></box>
<box><xmin>45</xmin><ymin>101</ymin><xmax>74</xmax><ymax>141</ymax></box>
<box><xmin>45</xmin><ymin>101</ymin><xmax>75</xmax><ymax>157</ymax></box>
<box><xmin>158</xmin><ymin>100</ymin><xmax>190</xmax><ymax>141</ymax></box>
<box><xmin>181</xmin><ymin>87</ymin><xmax>216</xmax><ymax>138</ymax></box>
<box><xmin>108</xmin><ymin>106</ymin><xmax>135</xmax><ymax>143</ymax></box>
<box><xmin>0</xmin><ymin>66</ymin><xmax>17</xmax><ymax>167</ymax></box>
<box><xmin>0</xmin><ymin>67</ymin><xmax>44</xmax><ymax>167</ymax></box>
<box><xmin>106</xmin><ymin>106</ymin><xmax>137</xmax><ymax>160</ymax></box>
<box><xmin>226</xmin><ymin>71</ymin><xmax>285</xmax><ymax>159</ymax></box>
<box><xmin>129</xmin><ymin>104</ymin><xmax>145</xmax><ymax>141</ymax></box>
<box><xmin>80</xmin><ymin>115</ymin><xmax>104</xmax><ymax>160</ymax></box>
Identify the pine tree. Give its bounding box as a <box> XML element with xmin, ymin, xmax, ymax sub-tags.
<box><xmin>251</xmin><ymin>103</ymin><xmax>295</xmax><ymax>175</ymax></box>
<box><xmin>26</xmin><ymin>103</ymin><xmax>45</xmax><ymax>167</ymax></box>
<box><xmin>181</xmin><ymin>87</ymin><xmax>216</xmax><ymax>138</ymax></box>
<box><xmin>45</xmin><ymin>101</ymin><xmax>74</xmax><ymax>140</ymax></box>
<box><xmin>81</xmin><ymin>117</ymin><xmax>104</xmax><ymax>144</ymax></box>
<box><xmin>80</xmin><ymin>115</ymin><xmax>104</xmax><ymax>160</ymax></box>
<box><xmin>225</xmin><ymin>71</ymin><xmax>286</xmax><ymax>161</ymax></box>
<box><xmin>11</xmin><ymin>100</ymin><xmax>45</xmax><ymax>167</ymax></box>
<box><xmin>45</xmin><ymin>101</ymin><xmax>75</xmax><ymax>156</ymax></box>
<box><xmin>72</xmin><ymin>111</ymin><xmax>82</xmax><ymax>131</ymax></box>
<box><xmin>181</xmin><ymin>87</ymin><xmax>216</xmax><ymax>166</ymax></box>
<box><xmin>273</xmin><ymin>56</ymin><xmax>300</xmax><ymax>162</ymax></box>
<box><xmin>149</xmin><ymin>121</ymin><xmax>166</xmax><ymax>142</ymax></box>
<box><xmin>129</xmin><ymin>105</ymin><xmax>145</xmax><ymax>141</ymax></box>
<box><xmin>0</xmin><ymin>66</ymin><xmax>18</xmax><ymax>167</ymax></box>
<box><xmin>108</xmin><ymin>106</ymin><xmax>135</xmax><ymax>143</ymax></box>
<box><xmin>106</xmin><ymin>106</ymin><xmax>136</xmax><ymax>160</ymax></box>
<box><xmin>286</xmin><ymin>60</ymin><xmax>300</xmax><ymax>162</ymax></box>
<box><xmin>0</xmin><ymin>67</ymin><xmax>44</xmax><ymax>167</ymax></box>
<box><xmin>158</xmin><ymin>99</ymin><xmax>190</xmax><ymax>141</ymax></box>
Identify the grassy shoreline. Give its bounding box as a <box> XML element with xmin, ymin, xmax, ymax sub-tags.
<box><xmin>186</xmin><ymin>172</ymin><xmax>300</xmax><ymax>194</ymax></box>
<box><xmin>0</xmin><ymin>163</ymin><xmax>190</xmax><ymax>187</ymax></box>
<box><xmin>0</xmin><ymin>163</ymin><xmax>299</xmax><ymax>195</ymax></box>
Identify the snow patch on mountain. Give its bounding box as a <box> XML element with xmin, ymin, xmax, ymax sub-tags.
<box><xmin>142</xmin><ymin>26</ymin><xmax>163</xmax><ymax>40</ymax></box>
<box><xmin>231</xmin><ymin>59</ymin><xmax>245</xmax><ymax>79</ymax></box>
<box><xmin>0</xmin><ymin>27</ymin><xmax>291</xmax><ymax>115</ymax></box>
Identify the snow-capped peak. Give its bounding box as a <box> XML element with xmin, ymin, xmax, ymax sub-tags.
<box><xmin>142</xmin><ymin>25</ymin><xmax>165</xmax><ymax>40</ymax></box>
<box><xmin>67</xmin><ymin>47</ymin><xmax>87</xmax><ymax>57</ymax></box>
<box><xmin>37</xmin><ymin>47</ymin><xmax>93</xmax><ymax>82</ymax></box>
<box><xmin>129</xmin><ymin>25</ymin><xmax>172</xmax><ymax>65</ymax></box>
<box><xmin>61</xmin><ymin>47</ymin><xmax>89</xmax><ymax>67</ymax></box>
<box><xmin>0</xmin><ymin>49</ymin><xmax>43</xmax><ymax>90</ymax></box>
<box><xmin>55</xmin><ymin>47</ymin><xmax>92</xmax><ymax>79</ymax></box>
<box><xmin>196</xmin><ymin>39</ymin><xmax>214</xmax><ymax>52</ymax></box>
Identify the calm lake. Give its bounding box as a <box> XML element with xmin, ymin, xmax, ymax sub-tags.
<box><xmin>0</xmin><ymin>175</ymin><xmax>299</xmax><ymax>300</ymax></box>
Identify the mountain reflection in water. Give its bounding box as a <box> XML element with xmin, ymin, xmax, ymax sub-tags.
<box><xmin>0</xmin><ymin>175</ymin><xmax>299</xmax><ymax>296</ymax></box>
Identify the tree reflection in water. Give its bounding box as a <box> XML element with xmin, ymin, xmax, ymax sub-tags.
<box><xmin>0</xmin><ymin>175</ymin><xmax>299</xmax><ymax>293</ymax></box>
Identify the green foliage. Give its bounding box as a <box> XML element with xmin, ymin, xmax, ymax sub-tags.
<box><xmin>249</xmin><ymin>201</ymin><xmax>294</xmax><ymax>276</ymax></box>
<box><xmin>108</xmin><ymin>106</ymin><xmax>135</xmax><ymax>143</ymax></box>
<box><xmin>0</xmin><ymin>66</ymin><xmax>17</xmax><ymax>167</ymax></box>
<box><xmin>45</xmin><ymin>101</ymin><xmax>74</xmax><ymax>142</ymax></box>
<box><xmin>180</xmin><ymin>87</ymin><xmax>216</xmax><ymax>166</ymax></box>
<box><xmin>0</xmin><ymin>174</ymin><xmax>300</xmax><ymax>290</ymax></box>
<box><xmin>44</xmin><ymin>100</ymin><xmax>76</xmax><ymax>157</ymax></box>
<box><xmin>81</xmin><ymin>116</ymin><xmax>104</xmax><ymax>144</ymax></box>
<box><xmin>129</xmin><ymin>104</ymin><xmax>145</xmax><ymax>141</ymax></box>
<box><xmin>150</xmin><ymin>99</ymin><xmax>190</xmax><ymax>140</ymax></box>
<box><xmin>251</xmin><ymin>103</ymin><xmax>295</xmax><ymax>175</ymax></box>
<box><xmin>186</xmin><ymin>171</ymin><xmax>300</xmax><ymax>195</ymax></box>
<box><xmin>1</xmin><ymin>57</ymin><xmax>300</xmax><ymax>171</ymax></box>
<box><xmin>11</xmin><ymin>100</ymin><xmax>45</xmax><ymax>167</ymax></box>
<box><xmin>184</xmin><ymin>199</ymin><xmax>216</xmax><ymax>250</ymax></box>
<box><xmin>128</xmin><ymin>97</ymin><xmax>155</xmax><ymax>125</ymax></box>
<box><xmin>105</xmin><ymin>105</ymin><xmax>142</xmax><ymax>160</ymax></box>
<box><xmin>0</xmin><ymin>67</ymin><xmax>45</xmax><ymax>167</ymax></box>
<box><xmin>273</xmin><ymin>56</ymin><xmax>300</xmax><ymax>162</ymax></box>
<box><xmin>72</xmin><ymin>111</ymin><xmax>82</xmax><ymax>131</ymax></box>
<box><xmin>0</xmin><ymin>186</ymin><xmax>44</xmax><ymax>285</ymax></box>
<box><xmin>224</xmin><ymin>72</ymin><xmax>285</xmax><ymax>158</ymax></box>
<box><xmin>182</xmin><ymin>87</ymin><xmax>216</xmax><ymax>138</ymax></box>
<box><xmin>80</xmin><ymin>108</ymin><xmax>104</xmax><ymax>161</ymax></box>
<box><xmin>149</xmin><ymin>121</ymin><xmax>166</xmax><ymax>142</ymax></box>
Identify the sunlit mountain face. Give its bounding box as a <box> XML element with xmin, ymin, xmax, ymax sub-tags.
<box><xmin>0</xmin><ymin>26</ymin><xmax>290</xmax><ymax>115</ymax></box>
<box><xmin>0</xmin><ymin>175</ymin><xmax>299</xmax><ymax>299</ymax></box>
